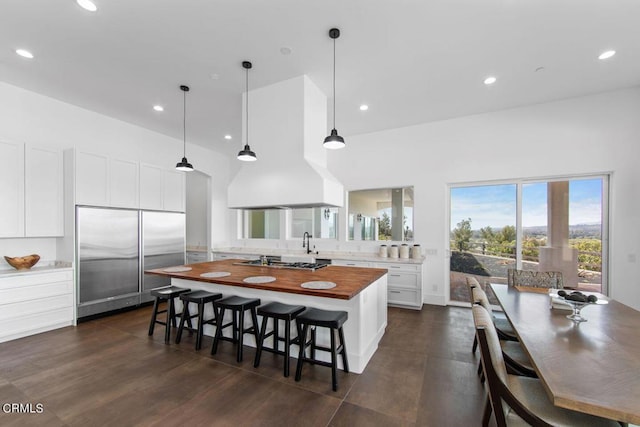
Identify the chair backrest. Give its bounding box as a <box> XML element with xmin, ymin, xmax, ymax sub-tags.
<box><xmin>465</xmin><ymin>276</ymin><xmax>480</xmax><ymax>305</ymax></box>
<box><xmin>474</xmin><ymin>306</ymin><xmax>552</xmax><ymax>427</ymax></box>
<box><xmin>472</xmin><ymin>286</ymin><xmax>492</xmax><ymax>313</ymax></box>
<box><xmin>507</xmin><ymin>269</ymin><xmax>564</xmax><ymax>289</ymax></box>
<box><xmin>472</xmin><ymin>306</ymin><xmax>508</xmax><ymax>384</ymax></box>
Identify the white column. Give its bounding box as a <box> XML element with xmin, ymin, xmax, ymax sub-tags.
<box><xmin>538</xmin><ymin>181</ymin><xmax>579</xmax><ymax>287</ymax></box>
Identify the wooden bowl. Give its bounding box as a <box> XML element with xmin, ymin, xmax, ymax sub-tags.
<box><xmin>4</xmin><ymin>254</ymin><xmax>40</xmax><ymax>270</ymax></box>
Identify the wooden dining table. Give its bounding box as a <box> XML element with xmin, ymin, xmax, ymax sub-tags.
<box><xmin>490</xmin><ymin>283</ymin><xmax>640</xmax><ymax>425</ymax></box>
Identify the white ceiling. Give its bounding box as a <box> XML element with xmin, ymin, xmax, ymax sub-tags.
<box><xmin>1</xmin><ymin>0</ymin><xmax>639</xmax><ymax>155</ymax></box>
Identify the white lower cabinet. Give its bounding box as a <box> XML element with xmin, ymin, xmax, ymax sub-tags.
<box><xmin>211</xmin><ymin>252</ymin><xmax>259</xmax><ymax>261</ymax></box>
<box><xmin>332</xmin><ymin>258</ymin><xmax>424</xmax><ymax>309</ymax></box>
<box><xmin>374</xmin><ymin>262</ymin><xmax>423</xmax><ymax>309</ymax></box>
<box><xmin>331</xmin><ymin>260</ymin><xmax>372</xmax><ymax>268</ymax></box>
<box><xmin>0</xmin><ymin>269</ymin><xmax>74</xmax><ymax>343</ymax></box>
<box><xmin>186</xmin><ymin>251</ymin><xmax>208</xmax><ymax>263</ymax></box>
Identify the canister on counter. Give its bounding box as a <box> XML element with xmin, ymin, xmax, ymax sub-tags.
<box><xmin>412</xmin><ymin>244</ymin><xmax>422</xmax><ymax>259</ymax></box>
<box><xmin>389</xmin><ymin>244</ymin><xmax>399</xmax><ymax>258</ymax></box>
<box><xmin>399</xmin><ymin>244</ymin><xmax>410</xmax><ymax>259</ymax></box>
<box><xmin>378</xmin><ymin>244</ymin><xmax>388</xmax><ymax>258</ymax></box>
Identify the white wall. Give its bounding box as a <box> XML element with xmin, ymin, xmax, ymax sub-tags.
<box><xmin>328</xmin><ymin>87</ymin><xmax>640</xmax><ymax>309</ymax></box>
<box><xmin>0</xmin><ymin>81</ymin><xmax>232</xmax><ymax>262</ymax></box>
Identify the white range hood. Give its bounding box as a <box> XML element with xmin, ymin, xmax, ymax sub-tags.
<box><xmin>228</xmin><ymin>75</ymin><xmax>344</xmax><ymax>209</ymax></box>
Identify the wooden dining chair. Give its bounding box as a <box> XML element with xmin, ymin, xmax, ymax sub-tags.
<box><xmin>470</xmin><ymin>297</ymin><xmax>537</xmax><ymax>378</ymax></box>
<box><xmin>471</xmin><ymin>286</ymin><xmax>518</xmax><ymax>342</ymax></box>
<box><xmin>507</xmin><ymin>269</ymin><xmax>564</xmax><ymax>289</ymax></box>
<box><xmin>473</xmin><ymin>305</ymin><xmax>622</xmax><ymax>427</ymax></box>
<box><xmin>465</xmin><ymin>276</ymin><xmax>481</xmax><ymax>354</ymax></box>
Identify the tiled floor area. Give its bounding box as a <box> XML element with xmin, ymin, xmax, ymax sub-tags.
<box><xmin>0</xmin><ymin>304</ymin><xmax>487</xmax><ymax>426</ymax></box>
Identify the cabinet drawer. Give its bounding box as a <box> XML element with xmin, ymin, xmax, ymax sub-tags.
<box><xmin>0</xmin><ymin>294</ymin><xmax>73</xmax><ymax>321</ymax></box>
<box><xmin>0</xmin><ymin>280</ymin><xmax>73</xmax><ymax>305</ymax></box>
<box><xmin>374</xmin><ymin>262</ymin><xmax>421</xmax><ymax>272</ymax></box>
<box><xmin>212</xmin><ymin>253</ymin><xmax>258</xmax><ymax>261</ymax></box>
<box><xmin>0</xmin><ymin>306</ymin><xmax>74</xmax><ymax>342</ymax></box>
<box><xmin>0</xmin><ymin>270</ymin><xmax>73</xmax><ymax>288</ymax></box>
<box><xmin>187</xmin><ymin>252</ymin><xmax>208</xmax><ymax>263</ymax></box>
<box><xmin>387</xmin><ymin>287</ymin><xmax>420</xmax><ymax>307</ymax></box>
<box><xmin>386</xmin><ymin>272</ymin><xmax>419</xmax><ymax>289</ymax></box>
<box><xmin>332</xmin><ymin>260</ymin><xmax>372</xmax><ymax>268</ymax></box>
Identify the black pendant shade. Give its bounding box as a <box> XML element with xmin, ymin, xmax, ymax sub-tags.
<box><xmin>175</xmin><ymin>157</ymin><xmax>193</xmax><ymax>171</ymax></box>
<box><xmin>323</xmin><ymin>128</ymin><xmax>345</xmax><ymax>150</ymax></box>
<box><xmin>237</xmin><ymin>144</ymin><xmax>257</xmax><ymax>162</ymax></box>
<box><xmin>238</xmin><ymin>61</ymin><xmax>257</xmax><ymax>162</ymax></box>
<box><xmin>324</xmin><ymin>28</ymin><xmax>345</xmax><ymax>150</ymax></box>
<box><xmin>176</xmin><ymin>84</ymin><xmax>194</xmax><ymax>171</ymax></box>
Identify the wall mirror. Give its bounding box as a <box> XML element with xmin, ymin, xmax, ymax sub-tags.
<box><xmin>348</xmin><ymin>187</ymin><xmax>414</xmax><ymax>241</ymax></box>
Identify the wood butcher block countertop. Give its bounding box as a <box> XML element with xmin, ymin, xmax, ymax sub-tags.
<box><xmin>145</xmin><ymin>259</ymin><xmax>387</xmax><ymax>300</ymax></box>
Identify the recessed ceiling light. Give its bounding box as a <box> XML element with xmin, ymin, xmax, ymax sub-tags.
<box><xmin>224</xmin><ymin>135</ymin><xmax>232</xmax><ymax>140</ymax></box>
<box><xmin>153</xmin><ymin>105</ymin><xmax>164</xmax><ymax>112</ymax></box>
<box><xmin>76</xmin><ymin>0</ymin><xmax>97</xmax><ymax>12</ymax></box>
<box><xmin>484</xmin><ymin>76</ymin><xmax>497</xmax><ymax>85</ymax></box>
<box><xmin>359</xmin><ymin>104</ymin><xmax>369</xmax><ymax>111</ymax></box>
<box><xmin>598</xmin><ymin>50</ymin><xmax>616</xmax><ymax>60</ymax></box>
<box><xmin>15</xmin><ymin>49</ymin><xmax>34</xmax><ymax>59</ymax></box>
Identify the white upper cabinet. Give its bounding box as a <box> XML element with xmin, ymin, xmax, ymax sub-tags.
<box><xmin>73</xmin><ymin>150</ymin><xmax>184</xmax><ymax>212</ymax></box>
<box><xmin>139</xmin><ymin>163</ymin><xmax>163</xmax><ymax>210</ymax></box>
<box><xmin>140</xmin><ymin>163</ymin><xmax>185</xmax><ymax>212</ymax></box>
<box><xmin>0</xmin><ymin>140</ymin><xmax>25</xmax><ymax>237</ymax></box>
<box><xmin>109</xmin><ymin>158</ymin><xmax>139</xmax><ymax>208</ymax></box>
<box><xmin>162</xmin><ymin>169</ymin><xmax>185</xmax><ymax>212</ymax></box>
<box><xmin>25</xmin><ymin>145</ymin><xmax>64</xmax><ymax>236</ymax></box>
<box><xmin>0</xmin><ymin>141</ymin><xmax>63</xmax><ymax>238</ymax></box>
<box><xmin>76</xmin><ymin>151</ymin><xmax>109</xmax><ymax>206</ymax></box>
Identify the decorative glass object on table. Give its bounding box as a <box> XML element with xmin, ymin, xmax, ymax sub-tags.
<box><xmin>549</xmin><ymin>290</ymin><xmax>608</xmax><ymax>323</ymax></box>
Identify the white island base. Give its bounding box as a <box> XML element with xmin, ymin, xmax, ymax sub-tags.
<box><xmin>171</xmin><ymin>275</ymin><xmax>387</xmax><ymax>374</ymax></box>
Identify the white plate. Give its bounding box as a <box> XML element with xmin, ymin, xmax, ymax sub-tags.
<box><xmin>300</xmin><ymin>281</ymin><xmax>336</xmax><ymax>290</ymax></box>
<box><xmin>200</xmin><ymin>271</ymin><xmax>231</xmax><ymax>278</ymax></box>
<box><xmin>243</xmin><ymin>276</ymin><xmax>277</xmax><ymax>284</ymax></box>
<box><xmin>163</xmin><ymin>266</ymin><xmax>192</xmax><ymax>273</ymax></box>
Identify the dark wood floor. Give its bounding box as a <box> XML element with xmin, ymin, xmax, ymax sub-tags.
<box><xmin>0</xmin><ymin>304</ymin><xmax>487</xmax><ymax>426</ymax></box>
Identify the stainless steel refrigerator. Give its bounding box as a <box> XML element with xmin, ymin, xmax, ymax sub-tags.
<box><xmin>76</xmin><ymin>207</ymin><xmax>185</xmax><ymax>319</ymax></box>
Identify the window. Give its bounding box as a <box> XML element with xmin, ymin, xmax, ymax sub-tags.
<box><xmin>348</xmin><ymin>187</ymin><xmax>414</xmax><ymax>241</ymax></box>
<box><xmin>241</xmin><ymin>210</ymin><xmax>280</xmax><ymax>239</ymax></box>
<box><xmin>289</xmin><ymin>207</ymin><xmax>338</xmax><ymax>239</ymax></box>
<box><xmin>449</xmin><ymin>176</ymin><xmax>608</xmax><ymax>303</ymax></box>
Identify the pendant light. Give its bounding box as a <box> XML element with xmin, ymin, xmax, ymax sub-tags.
<box><xmin>323</xmin><ymin>28</ymin><xmax>345</xmax><ymax>150</ymax></box>
<box><xmin>237</xmin><ymin>61</ymin><xmax>257</xmax><ymax>162</ymax></box>
<box><xmin>175</xmin><ymin>85</ymin><xmax>194</xmax><ymax>171</ymax></box>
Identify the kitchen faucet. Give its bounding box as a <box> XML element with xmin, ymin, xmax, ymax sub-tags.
<box><xmin>302</xmin><ymin>232</ymin><xmax>312</xmax><ymax>254</ymax></box>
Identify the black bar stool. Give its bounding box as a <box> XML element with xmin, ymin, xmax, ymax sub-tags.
<box><xmin>148</xmin><ymin>286</ymin><xmax>191</xmax><ymax>344</ymax></box>
<box><xmin>211</xmin><ymin>296</ymin><xmax>261</xmax><ymax>362</ymax></box>
<box><xmin>253</xmin><ymin>302</ymin><xmax>306</xmax><ymax>377</ymax></box>
<box><xmin>295</xmin><ymin>307</ymin><xmax>349</xmax><ymax>391</ymax></box>
<box><xmin>175</xmin><ymin>290</ymin><xmax>223</xmax><ymax>350</ymax></box>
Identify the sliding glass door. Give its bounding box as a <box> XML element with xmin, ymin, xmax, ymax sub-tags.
<box><xmin>449</xmin><ymin>176</ymin><xmax>607</xmax><ymax>304</ymax></box>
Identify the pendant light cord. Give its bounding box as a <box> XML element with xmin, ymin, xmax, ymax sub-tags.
<box><xmin>332</xmin><ymin>36</ymin><xmax>336</xmax><ymax>129</ymax></box>
<box><xmin>246</xmin><ymin>66</ymin><xmax>249</xmax><ymax>147</ymax></box>
<box><xmin>183</xmin><ymin>88</ymin><xmax>187</xmax><ymax>157</ymax></box>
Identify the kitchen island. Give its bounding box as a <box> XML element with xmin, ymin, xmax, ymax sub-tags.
<box><xmin>145</xmin><ymin>259</ymin><xmax>388</xmax><ymax>373</ymax></box>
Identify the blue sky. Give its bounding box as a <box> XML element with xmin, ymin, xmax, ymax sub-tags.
<box><xmin>450</xmin><ymin>178</ymin><xmax>602</xmax><ymax>230</ymax></box>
